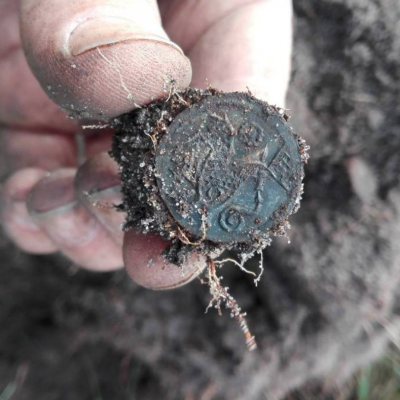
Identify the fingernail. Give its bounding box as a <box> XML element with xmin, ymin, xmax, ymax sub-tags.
<box><xmin>124</xmin><ymin>231</ymin><xmax>206</xmax><ymax>290</ymax></box>
<box><xmin>75</xmin><ymin>153</ymin><xmax>124</xmax><ymax>245</ymax></box>
<box><xmin>26</xmin><ymin>172</ymin><xmax>123</xmax><ymax>269</ymax></box>
<box><xmin>28</xmin><ymin>173</ymin><xmax>76</xmax><ymax>215</ymax></box>
<box><xmin>81</xmin><ymin>186</ymin><xmax>125</xmax><ymax>245</ymax></box>
<box><xmin>2</xmin><ymin>199</ymin><xmax>42</xmax><ymax>232</ymax></box>
<box><xmin>0</xmin><ymin>197</ymin><xmax>57</xmax><ymax>254</ymax></box>
<box><xmin>1</xmin><ymin>168</ymin><xmax>49</xmax><ymax>232</ymax></box>
<box><xmin>27</xmin><ymin>171</ymin><xmax>100</xmax><ymax>248</ymax></box>
<box><xmin>68</xmin><ymin>17</ymin><xmax>183</xmax><ymax>56</ymax></box>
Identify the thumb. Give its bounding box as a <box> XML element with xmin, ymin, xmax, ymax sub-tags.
<box><xmin>20</xmin><ymin>0</ymin><xmax>192</xmax><ymax>119</ymax></box>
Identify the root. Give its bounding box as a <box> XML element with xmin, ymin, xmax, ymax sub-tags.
<box><xmin>214</xmin><ymin>258</ymin><xmax>256</xmax><ymax>278</ymax></box>
<box><xmin>204</xmin><ymin>258</ymin><xmax>257</xmax><ymax>352</ymax></box>
<box><xmin>146</xmin><ymin>111</ymin><xmax>169</xmax><ymax>152</ymax></box>
<box><xmin>82</xmin><ymin>124</ymin><xmax>109</xmax><ymax>130</ymax></box>
<box><xmin>177</xmin><ymin>212</ymin><xmax>208</xmax><ymax>246</ymax></box>
<box><xmin>163</xmin><ymin>76</ymin><xmax>190</xmax><ymax>106</ymax></box>
<box><xmin>145</xmin><ymin>132</ymin><xmax>158</xmax><ymax>151</ymax></box>
<box><xmin>214</xmin><ymin>251</ymin><xmax>265</xmax><ymax>286</ymax></box>
<box><xmin>253</xmin><ymin>250</ymin><xmax>264</xmax><ymax>287</ymax></box>
<box><xmin>97</xmin><ymin>47</ymin><xmax>141</xmax><ymax>108</ymax></box>
<box><xmin>83</xmin><ymin>191</ymin><xmax>115</xmax><ymax>210</ymax></box>
<box><xmin>174</xmin><ymin>91</ymin><xmax>190</xmax><ymax>106</ymax></box>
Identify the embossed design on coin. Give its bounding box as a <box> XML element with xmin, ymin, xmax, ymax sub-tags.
<box><xmin>155</xmin><ymin>93</ymin><xmax>304</xmax><ymax>243</ymax></box>
<box><xmin>238</xmin><ymin>122</ymin><xmax>264</xmax><ymax>147</ymax></box>
<box><xmin>219</xmin><ymin>208</ymin><xmax>245</xmax><ymax>232</ymax></box>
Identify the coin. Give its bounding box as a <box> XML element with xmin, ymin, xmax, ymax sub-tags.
<box><xmin>155</xmin><ymin>92</ymin><xmax>304</xmax><ymax>243</ymax></box>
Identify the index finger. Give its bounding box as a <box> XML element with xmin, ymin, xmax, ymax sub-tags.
<box><xmin>162</xmin><ymin>0</ymin><xmax>292</xmax><ymax>106</ymax></box>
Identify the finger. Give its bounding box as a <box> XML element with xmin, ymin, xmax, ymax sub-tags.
<box><xmin>27</xmin><ymin>168</ymin><xmax>123</xmax><ymax>271</ymax></box>
<box><xmin>75</xmin><ymin>151</ymin><xmax>209</xmax><ymax>287</ymax></box>
<box><xmin>1</xmin><ymin>168</ymin><xmax>57</xmax><ymax>254</ymax></box>
<box><xmin>0</xmin><ymin>124</ymin><xmax>118</xmax><ymax>180</ymax></box>
<box><xmin>0</xmin><ymin>128</ymin><xmax>76</xmax><ymax>179</ymax></box>
<box><xmin>76</xmin><ymin>152</ymin><xmax>209</xmax><ymax>288</ymax></box>
<box><xmin>123</xmin><ymin>230</ymin><xmax>207</xmax><ymax>290</ymax></box>
<box><xmin>0</xmin><ymin>0</ymin><xmax>77</xmax><ymax>130</ymax></box>
<box><xmin>20</xmin><ymin>0</ymin><xmax>192</xmax><ymax>120</ymax></box>
<box><xmin>75</xmin><ymin>152</ymin><xmax>124</xmax><ymax>246</ymax></box>
<box><xmin>162</xmin><ymin>0</ymin><xmax>293</xmax><ymax>106</ymax></box>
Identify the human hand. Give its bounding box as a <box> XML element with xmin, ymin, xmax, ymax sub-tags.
<box><xmin>0</xmin><ymin>0</ymin><xmax>292</xmax><ymax>289</ymax></box>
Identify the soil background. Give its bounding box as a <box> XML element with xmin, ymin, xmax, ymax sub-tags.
<box><xmin>1</xmin><ymin>0</ymin><xmax>400</xmax><ymax>399</ymax></box>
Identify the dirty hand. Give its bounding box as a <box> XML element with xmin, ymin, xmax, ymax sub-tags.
<box><xmin>0</xmin><ymin>0</ymin><xmax>292</xmax><ymax>289</ymax></box>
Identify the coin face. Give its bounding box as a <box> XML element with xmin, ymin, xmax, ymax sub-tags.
<box><xmin>155</xmin><ymin>92</ymin><xmax>304</xmax><ymax>243</ymax></box>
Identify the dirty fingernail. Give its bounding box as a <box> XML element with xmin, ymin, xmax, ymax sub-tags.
<box><xmin>69</xmin><ymin>17</ymin><xmax>183</xmax><ymax>56</ymax></box>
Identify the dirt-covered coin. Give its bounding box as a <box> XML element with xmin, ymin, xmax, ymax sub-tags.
<box><xmin>111</xmin><ymin>88</ymin><xmax>308</xmax><ymax>264</ymax></box>
<box><xmin>156</xmin><ymin>92</ymin><xmax>304</xmax><ymax>243</ymax></box>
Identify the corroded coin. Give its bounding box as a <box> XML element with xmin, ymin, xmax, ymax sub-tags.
<box><xmin>155</xmin><ymin>92</ymin><xmax>304</xmax><ymax>243</ymax></box>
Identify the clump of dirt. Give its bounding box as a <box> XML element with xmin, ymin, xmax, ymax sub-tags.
<box><xmin>110</xmin><ymin>88</ymin><xmax>308</xmax><ymax>267</ymax></box>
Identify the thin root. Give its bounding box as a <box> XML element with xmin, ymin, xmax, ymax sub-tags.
<box><xmin>83</xmin><ymin>191</ymin><xmax>115</xmax><ymax>210</ymax></box>
<box><xmin>97</xmin><ymin>47</ymin><xmax>141</xmax><ymax>108</ymax></box>
<box><xmin>253</xmin><ymin>250</ymin><xmax>264</xmax><ymax>287</ymax></box>
<box><xmin>82</xmin><ymin>124</ymin><xmax>109</xmax><ymax>130</ymax></box>
<box><xmin>246</xmin><ymin>86</ymin><xmax>253</xmax><ymax>96</ymax></box>
<box><xmin>205</xmin><ymin>259</ymin><xmax>257</xmax><ymax>352</ymax></box>
<box><xmin>145</xmin><ymin>111</ymin><xmax>169</xmax><ymax>151</ymax></box>
<box><xmin>177</xmin><ymin>212</ymin><xmax>208</xmax><ymax>246</ymax></box>
<box><xmin>145</xmin><ymin>132</ymin><xmax>158</xmax><ymax>151</ymax></box>
<box><xmin>214</xmin><ymin>258</ymin><xmax>256</xmax><ymax>278</ymax></box>
<box><xmin>164</xmin><ymin>76</ymin><xmax>190</xmax><ymax>106</ymax></box>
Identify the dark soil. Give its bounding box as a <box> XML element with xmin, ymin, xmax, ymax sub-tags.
<box><xmin>1</xmin><ymin>0</ymin><xmax>400</xmax><ymax>399</ymax></box>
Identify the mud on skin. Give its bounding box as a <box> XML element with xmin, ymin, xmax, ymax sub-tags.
<box><xmin>110</xmin><ymin>88</ymin><xmax>308</xmax><ymax>267</ymax></box>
